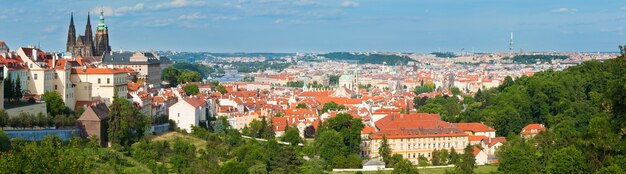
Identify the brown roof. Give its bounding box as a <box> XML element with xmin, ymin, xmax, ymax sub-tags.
<box><xmin>183</xmin><ymin>97</ymin><xmax>206</xmax><ymax>108</ymax></box>
<box><xmin>521</xmin><ymin>124</ymin><xmax>545</xmax><ymax>135</ymax></box>
<box><xmin>454</xmin><ymin>123</ymin><xmax>495</xmax><ymax>133</ymax></box>
<box><xmin>77</xmin><ymin>103</ymin><xmax>109</xmax><ymax>121</ymax></box>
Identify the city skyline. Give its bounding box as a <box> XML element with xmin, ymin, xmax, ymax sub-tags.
<box><xmin>2</xmin><ymin>0</ymin><xmax>626</xmax><ymax>53</ymax></box>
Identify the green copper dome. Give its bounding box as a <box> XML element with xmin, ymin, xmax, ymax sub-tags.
<box><xmin>97</xmin><ymin>10</ymin><xmax>107</xmax><ymax>30</ymax></box>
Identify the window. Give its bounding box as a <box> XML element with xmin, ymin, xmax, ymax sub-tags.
<box><xmin>98</xmin><ymin>78</ymin><xmax>101</xmax><ymax>84</ymax></box>
<box><xmin>107</xmin><ymin>78</ymin><xmax>110</xmax><ymax>84</ymax></box>
<box><xmin>34</xmin><ymin>74</ymin><xmax>38</xmax><ymax>80</ymax></box>
<box><xmin>55</xmin><ymin>85</ymin><xmax>57</xmax><ymax>90</ymax></box>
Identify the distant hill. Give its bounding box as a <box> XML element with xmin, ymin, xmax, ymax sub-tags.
<box><xmin>208</xmin><ymin>53</ymin><xmax>294</xmax><ymax>59</ymax></box>
<box><xmin>318</xmin><ymin>52</ymin><xmax>414</xmax><ymax>65</ymax></box>
<box><xmin>506</xmin><ymin>54</ymin><xmax>570</xmax><ymax>64</ymax></box>
<box><xmin>431</xmin><ymin>52</ymin><xmax>458</xmax><ymax>58</ymax></box>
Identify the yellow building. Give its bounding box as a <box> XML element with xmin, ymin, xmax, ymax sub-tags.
<box><xmin>369</xmin><ymin>113</ymin><xmax>468</xmax><ymax>164</ymax></box>
<box><xmin>71</xmin><ymin>67</ymin><xmax>128</xmax><ymax>105</ymax></box>
<box><xmin>18</xmin><ymin>48</ymin><xmax>76</xmax><ymax>110</ymax></box>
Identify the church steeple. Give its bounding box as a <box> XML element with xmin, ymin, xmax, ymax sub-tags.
<box><xmin>94</xmin><ymin>9</ymin><xmax>111</xmax><ymax>56</ymax></box>
<box><xmin>83</xmin><ymin>12</ymin><xmax>94</xmax><ymax>56</ymax></box>
<box><xmin>66</xmin><ymin>12</ymin><xmax>76</xmax><ymax>52</ymax></box>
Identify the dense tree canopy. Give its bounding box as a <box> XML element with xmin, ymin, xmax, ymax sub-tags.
<box><xmin>493</xmin><ymin>53</ymin><xmax>626</xmax><ymax>173</ymax></box>
<box><xmin>42</xmin><ymin>91</ymin><xmax>67</xmax><ymax>116</ymax></box>
<box><xmin>108</xmin><ymin>95</ymin><xmax>149</xmax><ymax>147</ymax></box>
<box><xmin>183</xmin><ymin>84</ymin><xmax>199</xmax><ymax>95</ymax></box>
<box><xmin>321</xmin><ymin>101</ymin><xmax>346</xmax><ymax>113</ymax></box>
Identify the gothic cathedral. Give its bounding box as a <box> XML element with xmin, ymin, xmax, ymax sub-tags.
<box><xmin>66</xmin><ymin>11</ymin><xmax>110</xmax><ymax>57</ymax></box>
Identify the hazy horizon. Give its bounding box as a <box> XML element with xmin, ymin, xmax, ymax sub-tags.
<box><xmin>2</xmin><ymin>0</ymin><xmax>626</xmax><ymax>53</ymax></box>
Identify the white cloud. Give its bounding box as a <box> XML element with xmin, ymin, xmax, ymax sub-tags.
<box><xmin>92</xmin><ymin>6</ymin><xmax>115</xmax><ymax>16</ymax></box>
<box><xmin>274</xmin><ymin>19</ymin><xmax>283</xmax><ymax>24</ymax></box>
<box><xmin>92</xmin><ymin>3</ymin><xmax>144</xmax><ymax>17</ymax></box>
<box><xmin>179</xmin><ymin>12</ymin><xmax>207</xmax><ymax>20</ymax></box>
<box><xmin>0</xmin><ymin>15</ymin><xmax>7</xmax><ymax>20</ymax></box>
<box><xmin>212</xmin><ymin>15</ymin><xmax>240</xmax><ymax>21</ymax></box>
<box><xmin>551</xmin><ymin>7</ymin><xmax>577</xmax><ymax>13</ymax></box>
<box><xmin>116</xmin><ymin>3</ymin><xmax>144</xmax><ymax>15</ymax></box>
<box><xmin>620</xmin><ymin>7</ymin><xmax>626</xmax><ymax>11</ymax></box>
<box><xmin>42</xmin><ymin>25</ymin><xmax>58</xmax><ymax>33</ymax></box>
<box><xmin>293</xmin><ymin>0</ymin><xmax>320</xmax><ymax>6</ymax></box>
<box><xmin>341</xmin><ymin>1</ymin><xmax>359</xmax><ymax>7</ymax></box>
<box><xmin>154</xmin><ymin>0</ymin><xmax>203</xmax><ymax>9</ymax></box>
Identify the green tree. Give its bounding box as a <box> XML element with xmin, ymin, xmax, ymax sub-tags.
<box><xmin>296</xmin><ymin>103</ymin><xmax>307</xmax><ymax>109</ymax></box>
<box><xmin>162</xmin><ymin>66</ymin><xmax>180</xmax><ymax>86</ymax></box>
<box><xmin>300</xmin><ymin>158</ymin><xmax>325</xmax><ymax>174</ymax></box>
<box><xmin>316</xmin><ymin>130</ymin><xmax>345</xmax><ymax>162</ymax></box>
<box><xmin>217</xmin><ymin>85</ymin><xmax>227</xmax><ymax>95</ymax></box>
<box><xmin>0</xmin><ymin>129</ymin><xmax>10</xmax><ymax>152</ymax></box>
<box><xmin>440</xmin><ymin>149</ymin><xmax>449</xmax><ymax>165</ymax></box>
<box><xmin>321</xmin><ymin>101</ymin><xmax>346</xmax><ymax>113</ymax></box>
<box><xmin>322</xmin><ymin>113</ymin><xmax>364</xmax><ymax>155</ymax></box>
<box><xmin>393</xmin><ymin>158</ymin><xmax>419</xmax><ymax>174</ymax></box>
<box><xmin>4</xmin><ymin>76</ymin><xmax>13</xmax><ymax>102</ymax></box>
<box><xmin>281</xmin><ymin>126</ymin><xmax>303</xmax><ymax>146</ymax></box>
<box><xmin>431</xmin><ymin>149</ymin><xmax>441</xmax><ymax>166</ymax></box>
<box><xmin>179</xmin><ymin>70</ymin><xmax>202</xmax><ymax>84</ymax></box>
<box><xmin>328</xmin><ymin>75</ymin><xmax>340</xmax><ymax>86</ymax></box>
<box><xmin>269</xmin><ymin>145</ymin><xmax>303</xmax><ymax>173</ymax></box>
<box><xmin>248</xmin><ymin>162</ymin><xmax>268</xmax><ymax>174</ymax></box>
<box><xmin>455</xmin><ymin>145</ymin><xmax>476</xmax><ymax>174</ymax></box>
<box><xmin>220</xmin><ymin>159</ymin><xmax>247</xmax><ymax>174</ymax></box>
<box><xmin>379</xmin><ymin>135</ymin><xmax>392</xmax><ymax>167</ymax></box>
<box><xmin>42</xmin><ymin>91</ymin><xmax>67</xmax><ymax>116</ymax></box>
<box><xmin>450</xmin><ymin>87</ymin><xmax>461</xmax><ymax>96</ymax></box>
<box><xmin>547</xmin><ymin>146</ymin><xmax>588</xmax><ymax>174</ymax></box>
<box><xmin>108</xmin><ymin>95</ymin><xmax>148</xmax><ymax>146</ymax></box>
<box><xmin>14</xmin><ymin>76</ymin><xmax>22</xmax><ymax>102</ymax></box>
<box><xmin>0</xmin><ymin>110</ymin><xmax>8</xmax><ymax>128</ymax></box>
<box><xmin>183</xmin><ymin>84</ymin><xmax>200</xmax><ymax>95</ymax></box>
<box><xmin>414</xmin><ymin>82</ymin><xmax>435</xmax><ymax>94</ymax></box>
<box><xmin>497</xmin><ymin>138</ymin><xmax>540</xmax><ymax>174</ymax></box>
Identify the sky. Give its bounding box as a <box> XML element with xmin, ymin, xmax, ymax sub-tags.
<box><xmin>1</xmin><ymin>0</ymin><xmax>626</xmax><ymax>53</ymax></box>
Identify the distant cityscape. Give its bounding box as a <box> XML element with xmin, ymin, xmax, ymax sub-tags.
<box><xmin>1</xmin><ymin>3</ymin><xmax>625</xmax><ymax>174</ymax></box>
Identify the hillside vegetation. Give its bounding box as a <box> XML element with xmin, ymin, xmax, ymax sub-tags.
<box><xmin>319</xmin><ymin>52</ymin><xmax>414</xmax><ymax>65</ymax></box>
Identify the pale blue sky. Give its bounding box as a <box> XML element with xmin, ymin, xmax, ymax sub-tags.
<box><xmin>1</xmin><ymin>0</ymin><xmax>626</xmax><ymax>53</ymax></box>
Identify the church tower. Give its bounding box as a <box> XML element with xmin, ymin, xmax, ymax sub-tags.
<box><xmin>66</xmin><ymin>13</ymin><xmax>76</xmax><ymax>52</ymax></box>
<box><xmin>83</xmin><ymin>13</ymin><xmax>94</xmax><ymax>56</ymax></box>
<box><xmin>94</xmin><ymin>10</ymin><xmax>111</xmax><ymax>56</ymax></box>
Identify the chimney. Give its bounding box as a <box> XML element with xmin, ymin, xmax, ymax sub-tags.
<box><xmin>52</xmin><ymin>53</ymin><xmax>57</xmax><ymax>70</ymax></box>
<box><xmin>31</xmin><ymin>48</ymin><xmax>37</xmax><ymax>60</ymax></box>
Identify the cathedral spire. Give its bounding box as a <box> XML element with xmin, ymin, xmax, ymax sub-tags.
<box><xmin>84</xmin><ymin>12</ymin><xmax>94</xmax><ymax>56</ymax></box>
<box><xmin>70</xmin><ymin>12</ymin><xmax>74</xmax><ymax>26</ymax></box>
<box><xmin>66</xmin><ymin>12</ymin><xmax>76</xmax><ymax>52</ymax></box>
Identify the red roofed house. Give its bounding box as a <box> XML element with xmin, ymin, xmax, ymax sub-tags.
<box><xmin>361</xmin><ymin>126</ymin><xmax>376</xmax><ymax>157</ymax></box>
<box><xmin>454</xmin><ymin>123</ymin><xmax>496</xmax><ymax>138</ymax></box>
<box><xmin>131</xmin><ymin>90</ymin><xmax>153</xmax><ymax>116</ymax></box>
<box><xmin>71</xmin><ymin>67</ymin><xmax>128</xmax><ymax>105</ymax></box>
<box><xmin>520</xmin><ymin>123</ymin><xmax>545</xmax><ymax>139</ymax></box>
<box><xmin>169</xmin><ymin>97</ymin><xmax>207</xmax><ymax>132</ymax></box>
<box><xmin>19</xmin><ymin>47</ymin><xmax>77</xmax><ymax>109</ymax></box>
<box><xmin>369</xmin><ymin>113</ymin><xmax>469</xmax><ymax>164</ymax></box>
<box><xmin>473</xmin><ymin>146</ymin><xmax>489</xmax><ymax>165</ymax></box>
<box><xmin>76</xmin><ymin>103</ymin><xmax>109</xmax><ymax>147</ymax></box>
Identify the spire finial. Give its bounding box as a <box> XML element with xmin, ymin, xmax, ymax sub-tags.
<box><xmin>70</xmin><ymin>12</ymin><xmax>74</xmax><ymax>25</ymax></box>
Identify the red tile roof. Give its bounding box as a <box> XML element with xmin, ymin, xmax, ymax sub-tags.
<box><xmin>521</xmin><ymin>123</ymin><xmax>545</xmax><ymax>135</ymax></box>
<box><xmin>71</xmin><ymin>67</ymin><xmax>128</xmax><ymax>74</ymax></box>
<box><xmin>371</xmin><ymin>113</ymin><xmax>467</xmax><ymax>139</ymax></box>
<box><xmin>472</xmin><ymin>147</ymin><xmax>482</xmax><ymax>156</ymax></box>
<box><xmin>362</xmin><ymin>126</ymin><xmax>375</xmax><ymax>135</ymax></box>
<box><xmin>454</xmin><ymin>123</ymin><xmax>495</xmax><ymax>133</ymax></box>
<box><xmin>182</xmin><ymin>97</ymin><xmax>206</xmax><ymax>108</ymax></box>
